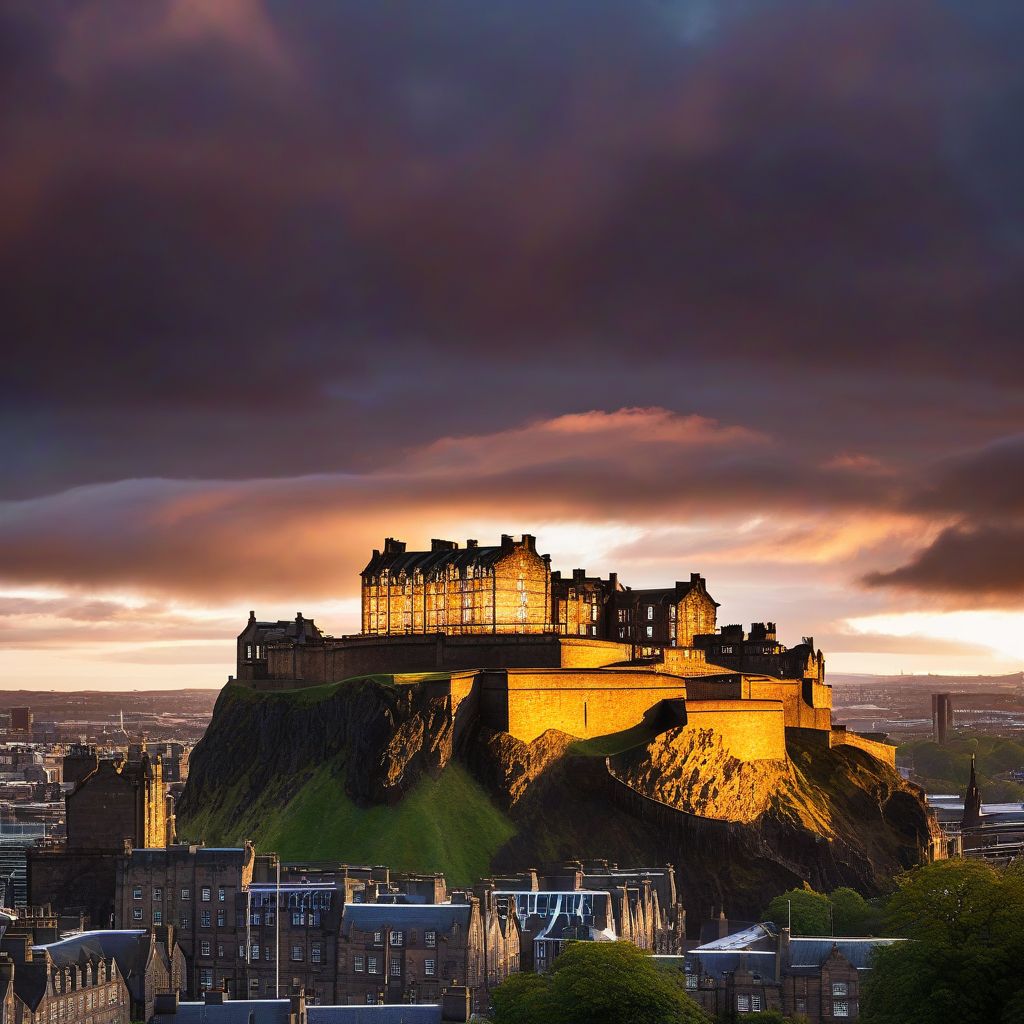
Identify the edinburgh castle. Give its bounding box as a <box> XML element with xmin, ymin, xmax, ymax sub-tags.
<box><xmin>233</xmin><ymin>534</ymin><xmax>892</xmax><ymax>766</ymax></box>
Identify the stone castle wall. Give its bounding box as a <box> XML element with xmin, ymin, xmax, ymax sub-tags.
<box><xmin>682</xmin><ymin>699</ymin><xmax>787</xmax><ymax>761</ymax></box>
<box><xmin>478</xmin><ymin>668</ymin><xmax>689</xmax><ymax>742</ymax></box>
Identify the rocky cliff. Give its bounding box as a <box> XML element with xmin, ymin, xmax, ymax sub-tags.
<box><xmin>178</xmin><ymin>679</ymin><xmax>940</xmax><ymax>917</ymax></box>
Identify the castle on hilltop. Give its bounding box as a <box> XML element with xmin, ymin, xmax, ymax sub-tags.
<box><xmin>233</xmin><ymin>533</ymin><xmax>892</xmax><ymax>766</ymax></box>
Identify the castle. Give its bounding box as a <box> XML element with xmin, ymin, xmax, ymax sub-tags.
<box><xmin>234</xmin><ymin>534</ymin><xmax>893</xmax><ymax>766</ymax></box>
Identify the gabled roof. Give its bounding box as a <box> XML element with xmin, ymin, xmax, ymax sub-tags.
<box><xmin>36</xmin><ymin>930</ymin><xmax>147</xmax><ymax>1001</ymax></box>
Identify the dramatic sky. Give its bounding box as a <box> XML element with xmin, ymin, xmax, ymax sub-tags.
<box><xmin>2</xmin><ymin>0</ymin><xmax>1023</xmax><ymax>689</ymax></box>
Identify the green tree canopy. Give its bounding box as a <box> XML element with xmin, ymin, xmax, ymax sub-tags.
<box><xmin>763</xmin><ymin>888</ymin><xmax>831</xmax><ymax>935</ymax></box>
<box><xmin>861</xmin><ymin>860</ymin><xmax>1024</xmax><ymax>1024</ymax></box>
<box><xmin>490</xmin><ymin>940</ymin><xmax>709</xmax><ymax>1024</ymax></box>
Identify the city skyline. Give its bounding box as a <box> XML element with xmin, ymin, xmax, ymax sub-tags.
<box><xmin>2</xmin><ymin>0</ymin><xmax>1023</xmax><ymax>688</ymax></box>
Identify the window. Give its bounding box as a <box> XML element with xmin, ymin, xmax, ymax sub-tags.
<box><xmin>291</xmin><ymin>945</ymin><xmax>303</xmax><ymax>962</ymax></box>
<box><xmin>311</xmin><ymin>943</ymin><xmax>321</xmax><ymax>964</ymax></box>
<box><xmin>373</xmin><ymin>931</ymin><xmax>383</xmax><ymax>945</ymax></box>
<box><xmin>424</xmin><ymin>960</ymin><xmax>436</xmax><ymax>976</ymax></box>
<box><xmin>218</xmin><ymin>887</ymin><xmax>226</xmax><ymax>902</ymax></box>
<box><xmin>354</xmin><ymin>956</ymin><xmax>365</xmax><ymax>973</ymax></box>
<box><xmin>201</xmin><ymin>888</ymin><xmax>211</xmax><ymax>902</ymax></box>
<box><xmin>153</xmin><ymin>887</ymin><xmax>163</xmax><ymax>901</ymax></box>
<box><xmin>251</xmin><ymin>912</ymin><xmax>261</xmax><ymax>926</ymax></box>
<box><xmin>265</xmin><ymin>946</ymin><xmax>271</xmax><ymax>961</ymax></box>
<box><xmin>200</xmin><ymin>969</ymin><xmax>214</xmax><ymax>990</ymax></box>
<box><xmin>365</xmin><ymin>994</ymin><xmax>376</xmax><ymax>1005</ymax></box>
<box><xmin>154</xmin><ymin>910</ymin><xmax>163</xmax><ymax>925</ymax></box>
<box><xmin>217</xmin><ymin>910</ymin><xmax>226</xmax><ymax>927</ymax></box>
<box><xmin>832</xmin><ymin>983</ymin><xmax>849</xmax><ymax>998</ymax></box>
<box><xmin>390</xmin><ymin>931</ymin><xmax>404</xmax><ymax>947</ymax></box>
<box><xmin>368</xmin><ymin>956</ymin><xmax>379</xmax><ymax>974</ymax></box>
<box><xmin>180</xmin><ymin>913</ymin><xmax>190</xmax><ymax>928</ymax></box>
<box><xmin>834</xmin><ymin>1001</ymin><xmax>850</xmax><ymax>1017</ymax></box>
<box><xmin>249</xmin><ymin>979</ymin><xmax>260</xmax><ymax>992</ymax></box>
<box><xmin>721</xmin><ymin>645</ymin><xmax>734</xmax><ymax>655</ymax></box>
<box><xmin>737</xmin><ymin>995</ymin><xmax>751</xmax><ymax>1013</ymax></box>
<box><xmin>201</xmin><ymin>910</ymin><xmax>211</xmax><ymax>928</ymax></box>
<box><xmin>181</xmin><ymin>888</ymin><xmax>190</xmax><ymax>900</ymax></box>
<box><xmin>200</xmin><ymin>941</ymin><xmax>210</xmax><ymax>957</ymax></box>
<box><xmin>238</xmin><ymin>945</ymin><xmax>246</xmax><ymax>960</ymax></box>
<box><xmin>132</xmin><ymin>909</ymin><xmax>143</xmax><ymax>922</ymax></box>
<box><xmin>251</xmin><ymin>945</ymin><xmax>260</xmax><ymax>960</ymax></box>
<box><xmin>425</xmin><ymin>930</ymin><xmax>436</xmax><ymax>948</ymax></box>
<box><xmin>217</xmin><ymin>944</ymin><xmax>224</xmax><ymax>959</ymax></box>
<box><xmin>646</xmin><ymin>626</ymin><xmax>653</xmax><ymax>638</ymax></box>
<box><xmin>686</xmin><ymin>974</ymin><xmax>697</xmax><ymax>990</ymax></box>
<box><xmin>752</xmin><ymin>995</ymin><xmax>762</xmax><ymax>1011</ymax></box>
<box><xmin>133</xmin><ymin>886</ymin><xmax>142</xmax><ymax>900</ymax></box>
<box><xmin>390</xmin><ymin>960</ymin><xmax>401</xmax><ymax>977</ymax></box>
<box><xmin>646</xmin><ymin>605</ymin><xmax>654</xmax><ymax>620</ymax></box>
<box><xmin>293</xmin><ymin>912</ymin><xmax>304</xmax><ymax>926</ymax></box>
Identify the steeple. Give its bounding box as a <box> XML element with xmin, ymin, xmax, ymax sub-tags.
<box><xmin>962</xmin><ymin>753</ymin><xmax>982</xmax><ymax>828</ymax></box>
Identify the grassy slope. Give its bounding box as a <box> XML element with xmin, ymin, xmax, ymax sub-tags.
<box><xmin>182</xmin><ymin>761</ymin><xmax>515</xmax><ymax>887</ymax></box>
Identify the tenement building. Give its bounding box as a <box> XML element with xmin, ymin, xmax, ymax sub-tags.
<box><xmin>0</xmin><ymin>913</ymin><xmax>132</xmax><ymax>1024</ymax></box>
<box><xmin>29</xmin><ymin>746</ymin><xmax>175</xmax><ymax>926</ymax></box>
<box><xmin>668</xmin><ymin>922</ymin><xmax>904</xmax><ymax>1023</ymax></box>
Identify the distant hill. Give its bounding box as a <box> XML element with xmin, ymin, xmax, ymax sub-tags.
<box><xmin>829</xmin><ymin>672</ymin><xmax>1024</xmax><ymax>689</ymax></box>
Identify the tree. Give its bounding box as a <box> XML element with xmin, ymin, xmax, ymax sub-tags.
<box><xmin>763</xmin><ymin>888</ymin><xmax>831</xmax><ymax>935</ymax></box>
<box><xmin>861</xmin><ymin>860</ymin><xmax>1024</xmax><ymax>1024</ymax></box>
<box><xmin>490</xmin><ymin>941</ymin><xmax>709</xmax><ymax>1024</ymax></box>
<box><xmin>829</xmin><ymin>887</ymin><xmax>883</xmax><ymax>936</ymax></box>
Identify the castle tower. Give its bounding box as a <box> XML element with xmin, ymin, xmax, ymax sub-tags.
<box><xmin>961</xmin><ymin>754</ymin><xmax>982</xmax><ymax>829</ymax></box>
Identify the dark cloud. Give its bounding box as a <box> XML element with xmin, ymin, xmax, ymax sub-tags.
<box><xmin>0</xmin><ymin>0</ymin><xmax>1021</xmax><ymax>498</ymax></box>
<box><xmin>863</xmin><ymin>524</ymin><xmax>1024</xmax><ymax>599</ymax></box>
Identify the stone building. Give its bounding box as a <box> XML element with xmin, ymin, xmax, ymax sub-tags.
<box><xmin>28</xmin><ymin>747</ymin><xmax>174</xmax><ymax>927</ymax></box>
<box><xmin>669</xmin><ymin>922</ymin><xmax>904</xmax><ymax>1022</ymax></box>
<box><xmin>336</xmin><ymin>898</ymin><xmax>517</xmax><ymax>1013</ymax></box>
<box><xmin>361</xmin><ymin>536</ymin><xmax>552</xmax><ymax>637</ymax></box>
<box><xmin>488</xmin><ymin>860</ymin><xmax>685</xmax><ymax>972</ymax></box>
<box><xmin>0</xmin><ymin>918</ymin><xmax>131</xmax><ymax>1024</ymax></box>
<box><xmin>114</xmin><ymin>846</ymin><xmax>509</xmax><ymax>1008</ymax></box>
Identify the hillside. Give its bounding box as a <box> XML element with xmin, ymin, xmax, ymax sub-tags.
<box><xmin>178</xmin><ymin>678</ymin><xmax>940</xmax><ymax>915</ymax></box>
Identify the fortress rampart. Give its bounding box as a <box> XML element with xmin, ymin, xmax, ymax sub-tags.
<box><xmin>681</xmin><ymin>699</ymin><xmax>787</xmax><ymax>761</ymax></box>
<box><xmin>478</xmin><ymin>668</ymin><xmax>690</xmax><ymax>742</ymax></box>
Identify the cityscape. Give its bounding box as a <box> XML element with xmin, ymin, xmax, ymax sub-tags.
<box><xmin>2</xmin><ymin>2</ymin><xmax>1022</xmax><ymax>1023</ymax></box>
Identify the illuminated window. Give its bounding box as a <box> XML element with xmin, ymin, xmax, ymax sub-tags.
<box><xmin>834</xmin><ymin>1001</ymin><xmax>849</xmax><ymax>1017</ymax></box>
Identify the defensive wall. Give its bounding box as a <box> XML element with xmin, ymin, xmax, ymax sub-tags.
<box><xmin>787</xmin><ymin>726</ymin><xmax>897</xmax><ymax>767</ymax></box>
<box><xmin>478</xmin><ymin>668</ymin><xmax>690</xmax><ymax>742</ymax></box>
<box><xmin>680</xmin><ymin>699</ymin><xmax>787</xmax><ymax>761</ymax></box>
<box><xmin>260</xmin><ymin>633</ymin><xmax>635</xmax><ymax>686</ymax></box>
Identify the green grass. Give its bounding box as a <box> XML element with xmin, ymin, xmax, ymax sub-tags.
<box><xmin>569</xmin><ymin>720</ymin><xmax>664</xmax><ymax>757</ymax></box>
<box><xmin>226</xmin><ymin>671</ymin><xmax>455</xmax><ymax>705</ymax></box>
<box><xmin>183</xmin><ymin>761</ymin><xmax>515</xmax><ymax>887</ymax></box>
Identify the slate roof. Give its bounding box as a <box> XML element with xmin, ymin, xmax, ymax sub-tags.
<box><xmin>361</xmin><ymin>545</ymin><xmax>509</xmax><ymax>580</ymax></box>
<box><xmin>158</xmin><ymin>1003</ymin><xmax>443</xmax><ymax>1024</ymax></box>
<box><xmin>788</xmin><ymin>937</ymin><xmax>904</xmax><ymax>971</ymax></box>
<box><xmin>693</xmin><ymin>923</ymin><xmax>772</xmax><ymax>951</ymax></box>
<box><xmin>36</xmin><ymin>929</ymin><xmax>153</xmax><ymax>1003</ymax></box>
<box><xmin>341</xmin><ymin>904</ymin><xmax>471</xmax><ymax>935</ymax></box>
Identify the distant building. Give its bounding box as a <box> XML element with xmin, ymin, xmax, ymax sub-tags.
<box><xmin>9</xmin><ymin>709</ymin><xmax>32</xmax><ymax>735</ymax></box>
<box><xmin>662</xmin><ymin>921</ymin><xmax>904</xmax><ymax>1022</ymax></box>
<box><xmin>931</xmin><ymin>694</ymin><xmax>954</xmax><ymax>743</ymax></box>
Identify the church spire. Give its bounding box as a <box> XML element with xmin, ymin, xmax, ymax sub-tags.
<box><xmin>962</xmin><ymin>753</ymin><xmax>982</xmax><ymax>828</ymax></box>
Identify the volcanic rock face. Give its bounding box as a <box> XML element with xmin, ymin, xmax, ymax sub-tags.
<box><xmin>180</xmin><ymin>681</ymin><xmax>941</xmax><ymax>920</ymax></box>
